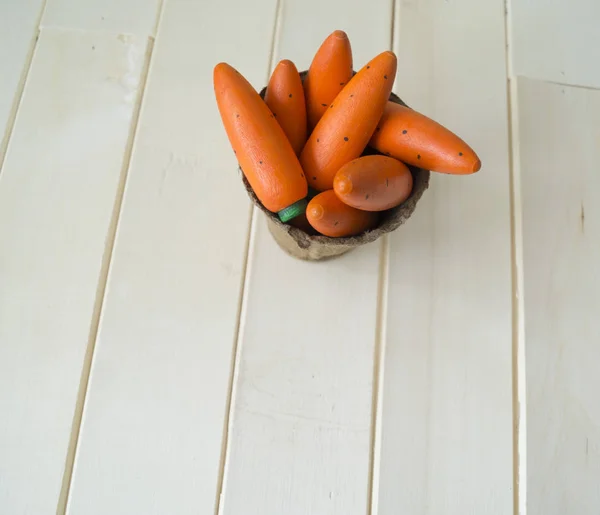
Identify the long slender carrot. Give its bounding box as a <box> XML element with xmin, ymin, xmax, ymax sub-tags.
<box><xmin>300</xmin><ymin>51</ymin><xmax>398</xmax><ymax>192</ymax></box>
<box><xmin>214</xmin><ymin>63</ymin><xmax>308</xmax><ymax>221</ymax></box>
<box><xmin>306</xmin><ymin>190</ymin><xmax>378</xmax><ymax>237</ymax></box>
<box><xmin>264</xmin><ymin>59</ymin><xmax>307</xmax><ymax>155</ymax></box>
<box><xmin>303</xmin><ymin>30</ymin><xmax>353</xmax><ymax>131</ymax></box>
<box><xmin>333</xmin><ymin>155</ymin><xmax>413</xmax><ymax>211</ymax></box>
<box><xmin>369</xmin><ymin>101</ymin><xmax>481</xmax><ymax>174</ymax></box>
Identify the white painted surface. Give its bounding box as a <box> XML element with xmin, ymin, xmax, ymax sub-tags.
<box><xmin>0</xmin><ymin>29</ymin><xmax>147</xmax><ymax>514</ymax></box>
<box><xmin>510</xmin><ymin>0</ymin><xmax>600</xmax><ymax>88</ymax></box>
<box><xmin>65</xmin><ymin>1</ymin><xmax>279</xmax><ymax>514</ymax></box>
<box><xmin>219</xmin><ymin>1</ymin><xmax>392</xmax><ymax>514</ymax></box>
<box><xmin>374</xmin><ymin>0</ymin><xmax>514</xmax><ymax>513</ymax></box>
<box><xmin>517</xmin><ymin>77</ymin><xmax>600</xmax><ymax>515</ymax></box>
<box><xmin>0</xmin><ymin>0</ymin><xmax>45</xmax><ymax>159</ymax></box>
<box><xmin>42</xmin><ymin>0</ymin><xmax>161</xmax><ymax>35</ymax></box>
<box><xmin>0</xmin><ymin>0</ymin><xmax>598</xmax><ymax>513</ymax></box>
<box><xmin>221</xmin><ymin>228</ymin><xmax>382</xmax><ymax>515</ymax></box>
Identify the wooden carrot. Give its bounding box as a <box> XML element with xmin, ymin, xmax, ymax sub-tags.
<box><xmin>306</xmin><ymin>190</ymin><xmax>378</xmax><ymax>237</ymax></box>
<box><xmin>333</xmin><ymin>155</ymin><xmax>413</xmax><ymax>211</ymax></box>
<box><xmin>303</xmin><ymin>30</ymin><xmax>353</xmax><ymax>131</ymax></box>
<box><xmin>300</xmin><ymin>51</ymin><xmax>398</xmax><ymax>192</ymax></box>
<box><xmin>264</xmin><ymin>59</ymin><xmax>307</xmax><ymax>155</ymax></box>
<box><xmin>214</xmin><ymin>62</ymin><xmax>308</xmax><ymax>221</ymax></box>
<box><xmin>369</xmin><ymin>101</ymin><xmax>482</xmax><ymax>174</ymax></box>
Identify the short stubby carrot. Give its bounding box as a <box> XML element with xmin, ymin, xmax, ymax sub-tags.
<box><xmin>369</xmin><ymin>102</ymin><xmax>481</xmax><ymax>174</ymax></box>
<box><xmin>214</xmin><ymin>62</ymin><xmax>308</xmax><ymax>221</ymax></box>
<box><xmin>303</xmin><ymin>30</ymin><xmax>353</xmax><ymax>131</ymax></box>
<box><xmin>333</xmin><ymin>155</ymin><xmax>413</xmax><ymax>211</ymax></box>
<box><xmin>300</xmin><ymin>51</ymin><xmax>398</xmax><ymax>192</ymax></box>
<box><xmin>306</xmin><ymin>190</ymin><xmax>378</xmax><ymax>237</ymax></box>
<box><xmin>264</xmin><ymin>59</ymin><xmax>307</xmax><ymax>155</ymax></box>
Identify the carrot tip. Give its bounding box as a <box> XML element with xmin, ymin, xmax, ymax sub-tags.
<box><xmin>472</xmin><ymin>157</ymin><xmax>482</xmax><ymax>173</ymax></box>
<box><xmin>213</xmin><ymin>62</ymin><xmax>229</xmax><ymax>72</ymax></box>
<box><xmin>308</xmin><ymin>203</ymin><xmax>325</xmax><ymax>221</ymax></box>
<box><xmin>213</xmin><ymin>62</ymin><xmax>237</xmax><ymax>83</ymax></box>
<box><xmin>335</xmin><ymin>175</ymin><xmax>353</xmax><ymax>195</ymax></box>
<box><xmin>332</xmin><ymin>30</ymin><xmax>348</xmax><ymax>40</ymax></box>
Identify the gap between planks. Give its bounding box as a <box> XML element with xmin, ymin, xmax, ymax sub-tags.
<box><xmin>368</xmin><ymin>3</ymin><xmax>398</xmax><ymax>513</ymax></box>
<box><xmin>213</xmin><ymin>1</ymin><xmax>284</xmax><ymax>514</ymax></box>
<box><xmin>0</xmin><ymin>0</ymin><xmax>48</xmax><ymax>178</ymax></box>
<box><xmin>215</xmin><ymin>208</ymin><xmax>258</xmax><ymax>515</ymax></box>
<box><xmin>504</xmin><ymin>0</ymin><xmax>527</xmax><ymax>512</ymax></box>
<box><xmin>55</xmin><ymin>27</ymin><xmax>161</xmax><ymax>515</ymax></box>
<box><xmin>367</xmin><ymin>235</ymin><xmax>390</xmax><ymax>515</ymax></box>
<box><xmin>508</xmin><ymin>75</ymin><xmax>527</xmax><ymax>515</ymax></box>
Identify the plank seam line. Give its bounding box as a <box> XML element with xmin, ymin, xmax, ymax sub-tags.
<box><xmin>0</xmin><ymin>0</ymin><xmax>48</xmax><ymax>179</ymax></box>
<box><xmin>504</xmin><ymin>0</ymin><xmax>527</xmax><ymax>513</ymax></box>
<box><xmin>515</xmin><ymin>75</ymin><xmax>600</xmax><ymax>92</ymax></box>
<box><xmin>368</xmin><ymin>5</ymin><xmax>397</xmax><ymax>513</ymax></box>
<box><xmin>213</xmin><ymin>205</ymin><xmax>257</xmax><ymax>515</ymax></box>
<box><xmin>368</xmin><ymin>235</ymin><xmax>390</xmax><ymax>515</ymax></box>
<box><xmin>389</xmin><ymin>0</ymin><xmax>396</xmax><ymax>52</ymax></box>
<box><xmin>54</xmin><ymin>29</ymin><xmax>162</xmax><ymax>515</ymax></box>
<box><xmin>152</xmin><ymin>0</ymin><xmax>166</xmax><ymax>37</ymax></box>
<box><xmin>213</xmin><ymin>1</ymin><xmax>284</xmax><ymax>513</ymax></box>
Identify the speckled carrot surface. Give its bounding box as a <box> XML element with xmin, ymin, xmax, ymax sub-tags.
<box><xmin>369</xmin><ymin>101</ymin><xmax>481</xmax><ymax>174</ymax></box>
<box><xmin>333</xmin><ymin>155</ymin><xmax>413</xmax><ymax>211</ymax></box>
<box><xmin>264</xmin><ymin>59</ymin><xmax>307</xmax><ymax>155</ymax></box>
<box><xmin>306</xmin><ymin>190</ymin><xmax>378</xmax><ymax>237</ymax></box>
<box><xmin>214</xmin><ymin>62</ymin><xmax>307</xmax><ymax>214</ymax></box>
<box><xmin>300</xmin><ymin>50</ymin><xmax>397</xmax><ymax>192</ymax></box>
<box><xmin>303</xmin><ymin>30</ymin><xmax>353</xmax><ymax>131</ymax></box>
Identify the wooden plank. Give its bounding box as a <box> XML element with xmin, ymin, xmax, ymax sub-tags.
<box><xmin>218</xmin><ymin>3</ymin><xmax>393</xmax><ymax>514</ymax></box>
<box><xmin>510</xmin><ymin>0</ymin><xmax>600</xmax><ymax>88</ymax></box>
<box><xmin>0</xmin><ymin>29</ymin><xmax>148</xmax><ymax>515</ymax></box>
<box><xmin>374</xmin><ymin>0</ymin><xmax>514</xmax><ymax>513</ymax></box>
<box><xmin>42</xmin><ymin>0</ymin><xmax>161</xmax><ymax>35</ymax></box>
<box><xmin>64</xmin><ymin>1</ymin><xmax>279</xmax><ymax>514</ymax></box>
<box><xmin>0</xmin><ymin>0</ymin><xmax>45</xmax><ymax>163</ymax></box>
<box><xmin>517</xmin><ymin>77</ymin><xmax>600</xmax><ymax>515</ymax></box>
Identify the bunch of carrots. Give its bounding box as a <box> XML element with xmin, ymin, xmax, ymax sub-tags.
<box><xmin>214</xmin><ymin>30</ymin><xmax>480</xmax><ymax>238</ymax></box>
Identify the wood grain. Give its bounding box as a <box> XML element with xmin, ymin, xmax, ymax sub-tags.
<box><xmin>219</xmin><ymin>2</ymin><xmax>393</xmax><ymax>513</ymax></box>
<box><xmin>374</xmin><ymin>0</ymin><xmax>514</xmax><ymax>513</ymax></box>
<box><xmin>1</xmin><ymin>1</ymin><xmax>597</xmax><ymax>513</ymax></box>
<box><xmin>517</xmin><ymin>77</ymin><xmax>600</xmax><ymax>515</ymax></box>
<box><xmin>510</xmin><ymin>0</ymin><xmax>600</xmax><ymax>88</ymax></box>
<box><xmin>0</xmin><ymin>28</ymin><xmax>147</xmax><ymax>514</ymax></box>
<box><xmin>0</xmin><ymin>0</ymin><xmax>45</xmax><ymax>164</ymax></box>
<box><xmin>42</xmin><ymin>0</ymin><xmax>161</xmax><ymax>35</ymax></box>
<box><xmin>64</xmin><ymin>1</ymin><xmax>279</xmax><ymax>514</ymax></box>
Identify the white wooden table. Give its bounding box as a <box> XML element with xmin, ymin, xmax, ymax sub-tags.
<box><xmin>1</xmin><ymin>0</ymin><xmax>598</xmax><ymax>513</ymax></box>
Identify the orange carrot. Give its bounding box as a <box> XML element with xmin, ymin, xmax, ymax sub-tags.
<box><xmin>214</xmin><ymin>63</ymin><xmax>308</xmax><ymax>221</ymax></box>
<box><xmin>369</xmin><ymin>102</ymin><xmax>481</xmax><ymax>174</ymax></box>
<box><xmin>303</xmin><ymin>30</ymin><xmax>353</xmax><ymax>131</ymax></box>
<box><xmin>333</xmin><ymin>155</ymin><xmax>413</xmax><ymax>211</ymax></box>
<box><xmin>300</xmin><ymin>51</ymin><xmax>398</xmax><ymax>192</ymax></box>
<box><xmin>306</xmin><ymin>190</ymin><xmax>378</xmax><ymax>237</ymax></box>
<box><xmin>264</xmin><ymin>59</ymin><xmax>307</xmax><ymax>155</ymax></box>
